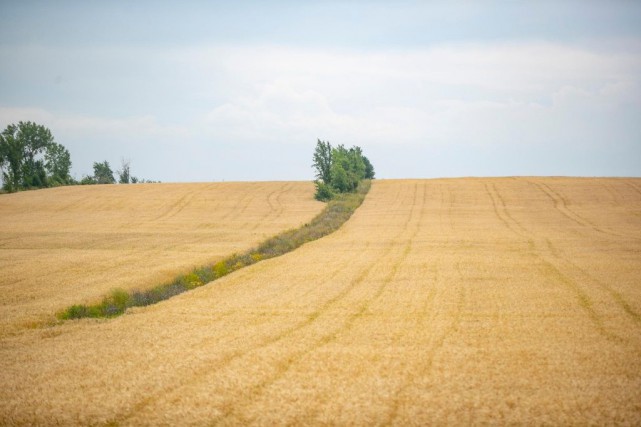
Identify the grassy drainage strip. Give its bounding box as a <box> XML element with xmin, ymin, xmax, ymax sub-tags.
<box><xmin>58</xmin><ymin>180</ymin><xmax>371</xmax><ymax>320</ymax></box>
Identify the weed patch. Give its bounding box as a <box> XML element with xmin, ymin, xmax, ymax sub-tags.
<box><xmin>57</xmin><ymin>180</ymin><xmax>371</xmax><ymax>320</ymax></box>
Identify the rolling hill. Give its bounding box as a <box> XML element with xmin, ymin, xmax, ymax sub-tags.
<box><xmin>0</xmin><ymin>182</ymin><xmax>323</xmax><ymax>337</ymax></box>
<box><xmin>1</xmin><ymin>178</ymin><xmax>640</xmax><ymax>425</ymax></box>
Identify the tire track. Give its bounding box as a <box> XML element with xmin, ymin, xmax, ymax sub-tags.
<box><xmin>536</xmin><ymin>255</ymin><xmax>627</xmax><ymax>343</ymax></box>
<box><xmin>490</xmin><ymin>181</ymin><xmax>632</xmax><ymax>344</ymax></box>
<box><xmin>446</xmin><ymin>182</ymin><xmax>456</xmax><ymax>231</ymax></box>
<box><xmin>218</xmin><ymin>240</ymin><xmax>410</xmax><ymax>424</ymax></box>
<box><xmin>219</xmin><ymin>186</ymin><xmax>257</xmax><ymax>222</ymax></box>
<box><xmin>209</xmin><ymin>183</ymin><xmax>426</xmax><ymax>425</ymax></box>
<box><xmin>250</xmin><ymin>182</ymin><xmax>292</xmax><ymax>231</ymax></box>
<box><xmin>107</xmin><ymin>248</ymin><xmax>391</xmax><ymax>426</ymax></box>
<box><xmin>530</xmin><ymin>180</ymin><xmax>589</xmax><ymax>228</ymax></box>
<box><xmin>54</xmin><ymin>193</ymin><xmax>96</xmax><ymax>213</ymax></box>
<box><xmin>554</xmin><ymin>181</ymin><xmax>640</xmax><ymax>241</ymax></box>
<box><xmin>545</xmin><ymin>239</ymin><xmax>641</xmax><ymax>327</ymax></box>
<box><xmin>384</xmin><ymin>185</ymin><xmax>464</xmax><ymax>425</ymax></box>
<box><xmin>275</xmin><ymin>240</ymin><xmax>371</xmax><ymax>307</ymax></box>
<box><xmin>484</xmin><ymin>183</ymin><xmax>527</xmax><ymax>238</ymax></box>
<box><xmin>528</xmin><ymin>180</ymin><xmax>633</xmax><ymax>240</ymax></box>
<box><xmin>276</xmin><ymin>184</ymin><xmax>413</xmax><ymax>308</ymax></box>
<box><xmin>150</xmin><ymin>189</ymin><xmax>199</xmax><ymax>222</ymax></box>
<box><xmin>439</xmin><ymin>182</ymin><xmax>455</xmax><ymax>232</ymax></box>
<box><xmin>108</xmin><ymin>183</ymin><xmax>417</xmax><ymax>425</ymax></box>
<box><xmin>603</xmin><ymin>182</ymin><xmax>623</xmax><ymax>207</ymax></box>
<box><xmin>383</xmin><ymin>265</ymin><xmax>466</xmax><ymax>426</ymax></box>
<box><xmin>627</xmin><ymin>181</ymin><xmax>641</xmax><ymax>197</ymax></box>
<box><xmin>492</xmin><ymin>182</ymin><xmax>529</xmax><ymax>236</ymax></box>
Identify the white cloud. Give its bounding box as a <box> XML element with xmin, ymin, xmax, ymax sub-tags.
<box><xmin>189</xmin><ymin>41</ymin><xmax>641</xmax><ymax>151</ymax></box>
<box><xmin>2</xmin><ymin>39</ymin><xmax>640</xmax><ymax>179</ymax></box>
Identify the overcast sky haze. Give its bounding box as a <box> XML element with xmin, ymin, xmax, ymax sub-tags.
<box><xmin>1</xmin><ymin>1</ymin><xmax>640</xmax><ymax>182</ymax></box>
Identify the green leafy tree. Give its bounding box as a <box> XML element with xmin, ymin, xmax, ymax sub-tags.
<box><xmin>45</xmin><ymin>142</ymin><xmax>72</xmax><ymax>186</ymax></box>
<box><xmin>363</xmin><ymin>155</ymin><xmax>375</xmax><ymax>179</ymax></box>
<box><xmin>331</xmin><ymin>145</ymin><xmax>362</xmax><ymax>192</ymax></box>
<box><xmin>19</xmin><ymin>122</ymin><xmax>54</xmax><ymax>189</ymax></box>
<box><xmin>93</xmin><ymin>161</ymin><xmax>115</xmax><ymax>184</ymax></box>
<box><xmin>330</xmin><ymin>162</ymin><xmax>350</xmax><ymax>193</ymax></box>
<box><xmin>351</xmin><ymin>147</ymin><xmax>366</xmax><ymax>175</ymax></box>
<box><xmin>312</xmin><ymin>139</ymin><xmax>333</xmax><ymax>185</ymax></box>
<box><xmin>0</xmin><ymin>121</ymin><xmax>56</xmax><ymax>191</ymax></box>
<box><xmin>314</xmin><ymin>181</ymin><xmax>334</xmax><ymax>201</ymax></box>
<box><xmin>312</xmin><ymin>140</ymin><xmax>374</xmax><ymax>201</ymax></box>
<box><xmin>0</xmin><ymin>124</ymin><xmax>23</xmax><ymax>192</ymax></box>
<box><xmin>80</xmin><ymin>175</ymin><xmax>97</xmax><ymax>185</ymax></box>
<box><xmin>20</xmin><ymin>122</ymin><xmax>53</xmax><ymax>164</ymax></box>
<box><xmin>22</xmin><ymin>159</ymin><xmax>48</xmax><ymax>188</ymax></box>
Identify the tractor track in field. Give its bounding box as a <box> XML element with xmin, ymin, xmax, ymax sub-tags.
<box><xmin>544</xmin><ymin>238</ymin><xmax>641</xmax><ymax>328</ymax></box>
<box><xmin>490</xmin><ymin>180</ymin><xmax>635</xmax><ymax>344</ymax></box>
<box><xmin>484</xmin><ymin>183</ymin><xmax>528</xmax><ymax>238</ymax></box>
<box><xmin>3</xmin><ymin>178</ymin><xmax>641</xmax><ymax>426</ymax></box>
<box><xmin>383</xmin><ymin>185</ymin><xmax>465</xmax><ymax>424</ymax></box>
<box><xmin>249</xmin><ymin>182</ymin><xmax>292</xmax><ymax>231</ymax></box>
<box><xmin>106</xmin><ymin>183</ymin><xmax>379</xmax><ymax>425</ymax></box>
<box><xmin>528</xmin><ymin>180</ymin><xmax>639</xmax><ymax>241</ymax></box>
<box><xmin>150</xmin><ymin>189</ymin><xmax>199</xmax><ymax>222</ymax></box>
<box><xmin>110</xmin><ymin>182</ymin><xmax>419</xmax><ymax>425</ymax></box>
<box><xmin>627</xmin><ymin>181</ymin><xmax>641</xmax><ymax>196</ymax></box>
<box><xmin>205</xmin><ymin>183</ymin><xmax>426</xmax><ymax>425</ymax></box>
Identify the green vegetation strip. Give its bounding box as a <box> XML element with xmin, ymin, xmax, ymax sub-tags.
<box><xmin>58</xmin><ymin>180</ymin><xmax>371</xmax><ymax>320</ymax></box>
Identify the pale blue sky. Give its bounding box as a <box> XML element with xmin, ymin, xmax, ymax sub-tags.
<box><xmin>1</xmin><ymin>1</ymin><xmax>640</xmax><ymax>181</ymax></box>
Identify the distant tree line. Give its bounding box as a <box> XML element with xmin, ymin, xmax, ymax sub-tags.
<box><xmin>312</xmin><ymin>139</ymin><xmax>374</xmax><ymax>201</ymax></box>
<box><xmin>79</xmin><ymin>159</ymin><xmax>159</xmax><ymax>185</ymax></box>
<box><xmin>0</xmin><ymin>121</ymin><xmax>158</xmax><ymax>193</ymax></box>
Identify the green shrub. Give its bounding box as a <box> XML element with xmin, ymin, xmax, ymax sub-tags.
<box><xmin>194</xmin><ymin>266</ymin><xmax>215</xmax><ymax>284</ymax></box>
<box><xmin>213</xmin><ymin>261</ymin><xmax>229</xmax><ymax>278</ymax></box>
<box><xmin>182</xmin><ymin>272</ymin><xmax>203</xmax><ymax>289</ymax></box>
<box><xmin>97</xmin><ymin>289</ymin><xmax>131</xmax><ymax>317</ymax></box>
<box><xmin>108</xmin><ymin>289</ymin><xmax>130</xmax><ymax>307</ymax></box>
<box><xmin>314</xmin><ymin>181</ymin><xmax>335</xmax><ymax>201</ymax></box>
<box><xmin>60</xmin><ymin>304</ymin><xmax>90</xmax><ymax>320</ymax></box>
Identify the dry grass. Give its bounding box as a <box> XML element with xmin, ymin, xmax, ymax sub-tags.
<box><xmin>0</xmin><ymin>182</ymin><xmax>323</xmax><ymax>336</ymax></box>
<box><xmin>1</xmin><ymin>178</ymin><xmax>641</xmax><ymax>425</ymax></box>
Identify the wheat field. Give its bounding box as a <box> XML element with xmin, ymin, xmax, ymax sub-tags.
<box><xmin>0</xmin><ymin>182</ymin><xmax>323</xmax><ymax>337</ymax></box>
<box><xmin>1</xmin><ymin>178</ymin><xmax>640</xmax><ymax>425</ymax></box>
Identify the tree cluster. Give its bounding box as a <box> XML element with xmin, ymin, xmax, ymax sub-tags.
<box><xmin>78</xmin><ymin>159</ymin><xmax>158</xmax><ymax>185</ymax></box>
<box><xmin>0</xmin><ymin>121</ymin><xmax>72</xmax><ymax>192</ymax></box>
<box><xmin>312</xmin><ymin>139</ymin><xmax>374</xmax><ymax>201</ymax></box>
<box><xmin>79</xmin><ymin>161</ymin><xmax>116</xmax><ymax>185</ymax></box>
<box><xmin>1</xmin><ymin>122</ymin><xmax>158</xmax><ymax>193</ymax></box>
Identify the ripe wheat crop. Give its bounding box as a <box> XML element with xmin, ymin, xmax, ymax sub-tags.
<box><xmin>1</xmin><ymin>178</ymin><xmax>640</xmax><ymax>425</ymax></box>
<box><xmin>0</xmin><ymin>182</ymin><xmax>323</xmax><ymax>337</ymax></box>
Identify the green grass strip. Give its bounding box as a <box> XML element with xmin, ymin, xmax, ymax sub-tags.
<box><xmin>58</xmin><ymin>180</ymin><xmax>371</xmax><ymax>320</ymax></box>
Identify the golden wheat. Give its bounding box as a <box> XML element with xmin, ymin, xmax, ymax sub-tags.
<box><xmin>0</xmin><ymin>182</ymin><xmax>322</xmax><ymax>336</ymax></box>
<box><xmin>1</xmin><ymin>178</ymin><xmax>640</xmax><ymax>425</ymax></box>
